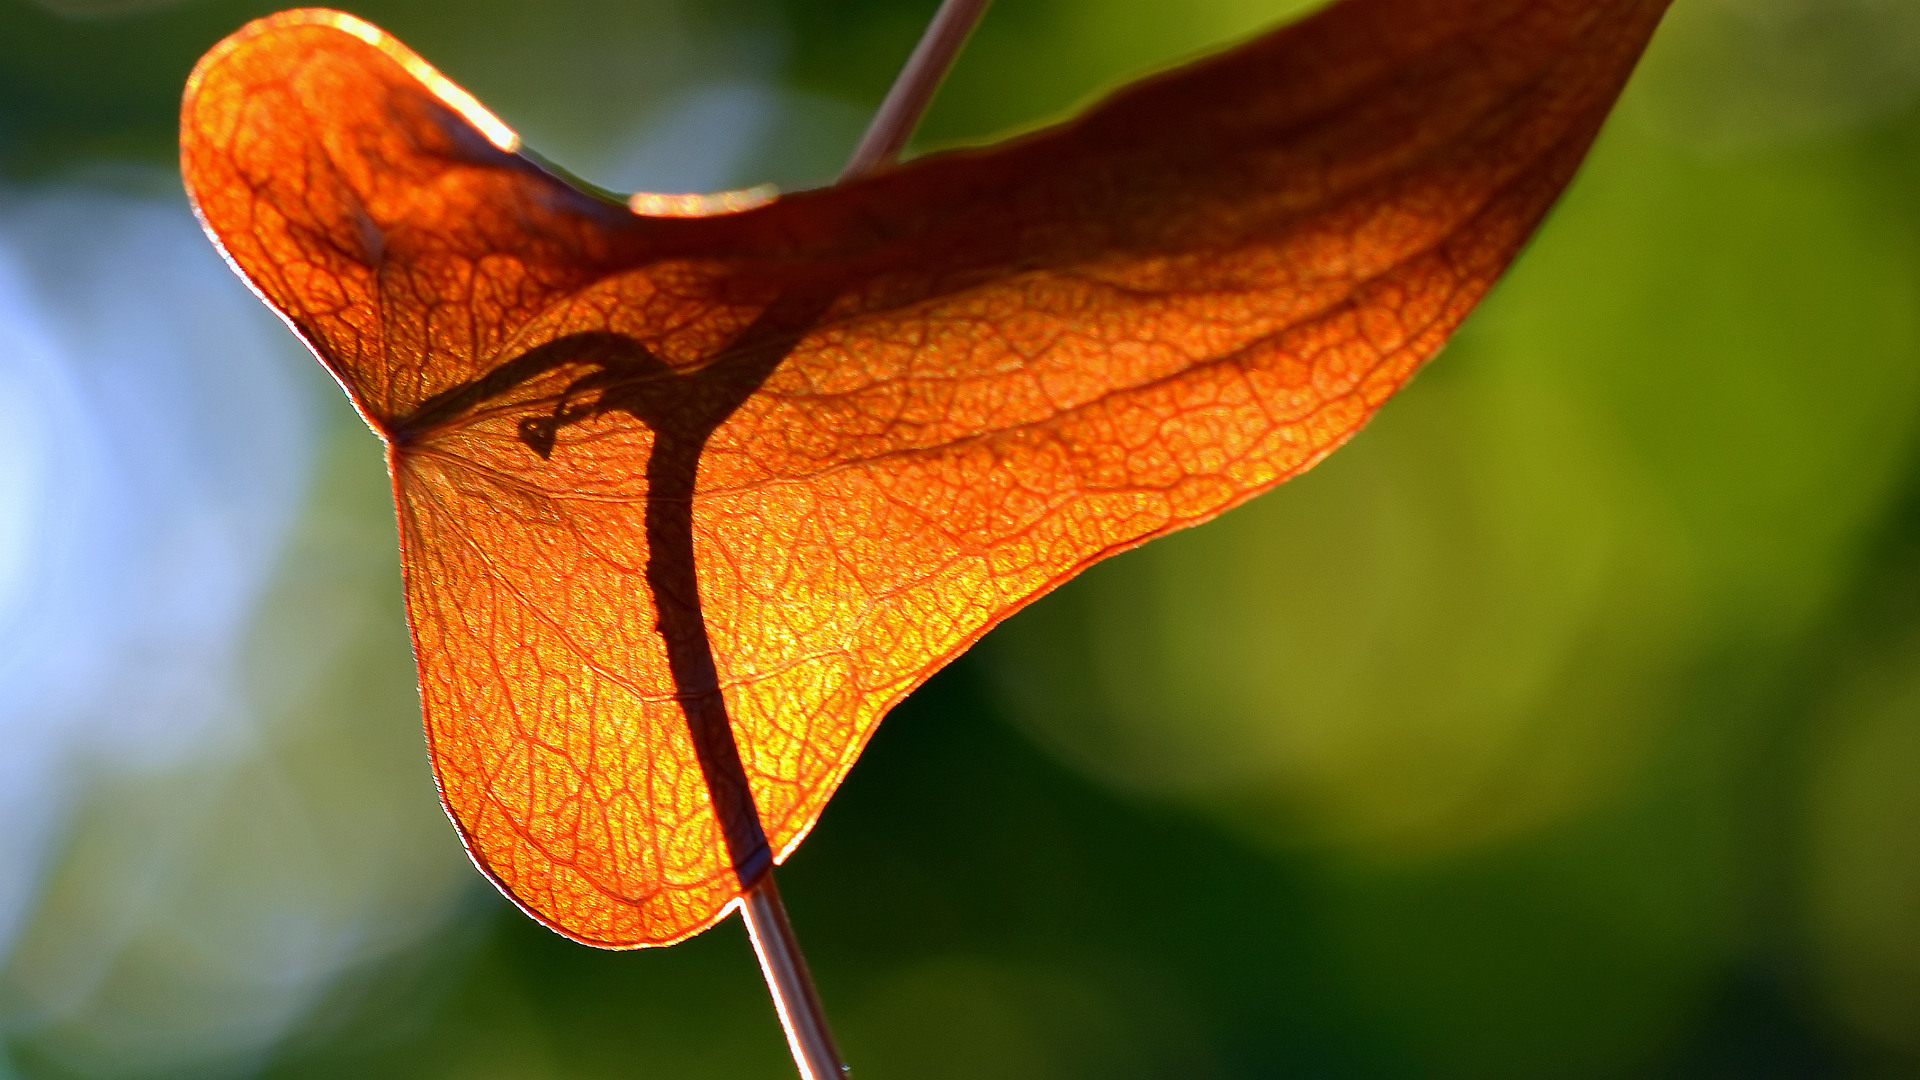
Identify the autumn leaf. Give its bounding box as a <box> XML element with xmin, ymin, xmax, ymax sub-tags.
<box><xmin>179</xmin><ymin>0</ymin><xmax>1670</xmax><ymax>949</ymax></box>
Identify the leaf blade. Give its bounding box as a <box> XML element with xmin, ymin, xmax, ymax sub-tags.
<box><xmin>183</xmin><ymin>0</ymin><xmax>1671</xmax><ymax>946</ymax></box>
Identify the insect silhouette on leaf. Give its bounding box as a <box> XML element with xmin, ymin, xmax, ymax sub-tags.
<box><xmin>180</xmin><ymin>0</ymin><xmax>1671</xmax><ymax>1071</ymax></box>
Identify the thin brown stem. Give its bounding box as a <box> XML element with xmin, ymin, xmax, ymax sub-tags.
<box><xmin>734</xmin><ymin>8</ymin><xmax>992</xmax><ymax>1077</ymax></box>
<box><xmin>840</xmin><ymin>0</ymin><xmax>993</xmax><ymax>180</ymax></box>
<box><xmin>743</xmin><ymin>875</ymin><xmax>847</xmax><ymax>1078</ymax></box>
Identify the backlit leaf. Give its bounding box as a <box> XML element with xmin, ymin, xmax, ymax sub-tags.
<box><xmin>180</xmin><ymin>0</ymin><xmax>1670</xmax><ymax>946</ymax></box>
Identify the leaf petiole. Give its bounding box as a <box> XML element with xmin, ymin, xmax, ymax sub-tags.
<box><xmin>742</xmin><ymin>4</ymin><xmax>993</xmax><ymax>1074</ymax></box>
<box><xmin>743</xmin><ymin>875</ymin><xmax>847</xmax><ymax>1078</ymax></box>
<box><xmin>840</xmin><ymin>0</ymin><xmax>993</xmax><ymax>180</ymax></box>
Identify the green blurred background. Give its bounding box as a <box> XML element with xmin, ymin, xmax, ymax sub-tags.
<box><xmin>2</xmin><ymin>0</ymin><xmax>1919</xmax><ymax>1076</ymax></box>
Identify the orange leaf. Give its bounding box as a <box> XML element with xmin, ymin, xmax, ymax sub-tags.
<box><xmin>180</xmin><ymin>0</ymin><xmax>1670</xmax><ymax>947</ymax></box>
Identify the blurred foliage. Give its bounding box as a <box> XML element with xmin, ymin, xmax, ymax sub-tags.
<box><xmin>3</xmin><ymin>0</ymin><xmax>1920</xmax><ymax>1077</ymax></box>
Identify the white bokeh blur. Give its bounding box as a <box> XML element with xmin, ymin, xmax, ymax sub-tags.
<box><xmin>0</xmin><ymin>182</ymin><xmax>314</xmax><ymax>945</ymax></box>
<box><xmin>0</xmin><ymin>180</ymin><xmax>471</xmax><ymax>1078</ymax></box>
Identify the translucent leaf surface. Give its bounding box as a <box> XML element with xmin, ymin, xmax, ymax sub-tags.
<box><xmin>181</xmin><ymin>0</ymin><xmax>1670</xmax><ymax>945</ymax></box>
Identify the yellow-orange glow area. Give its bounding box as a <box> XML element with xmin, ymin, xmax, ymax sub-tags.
<box><xmin>629</xmin><ymin>186</ymin><xmax>778</xmax><ymax>217</ymax></box>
